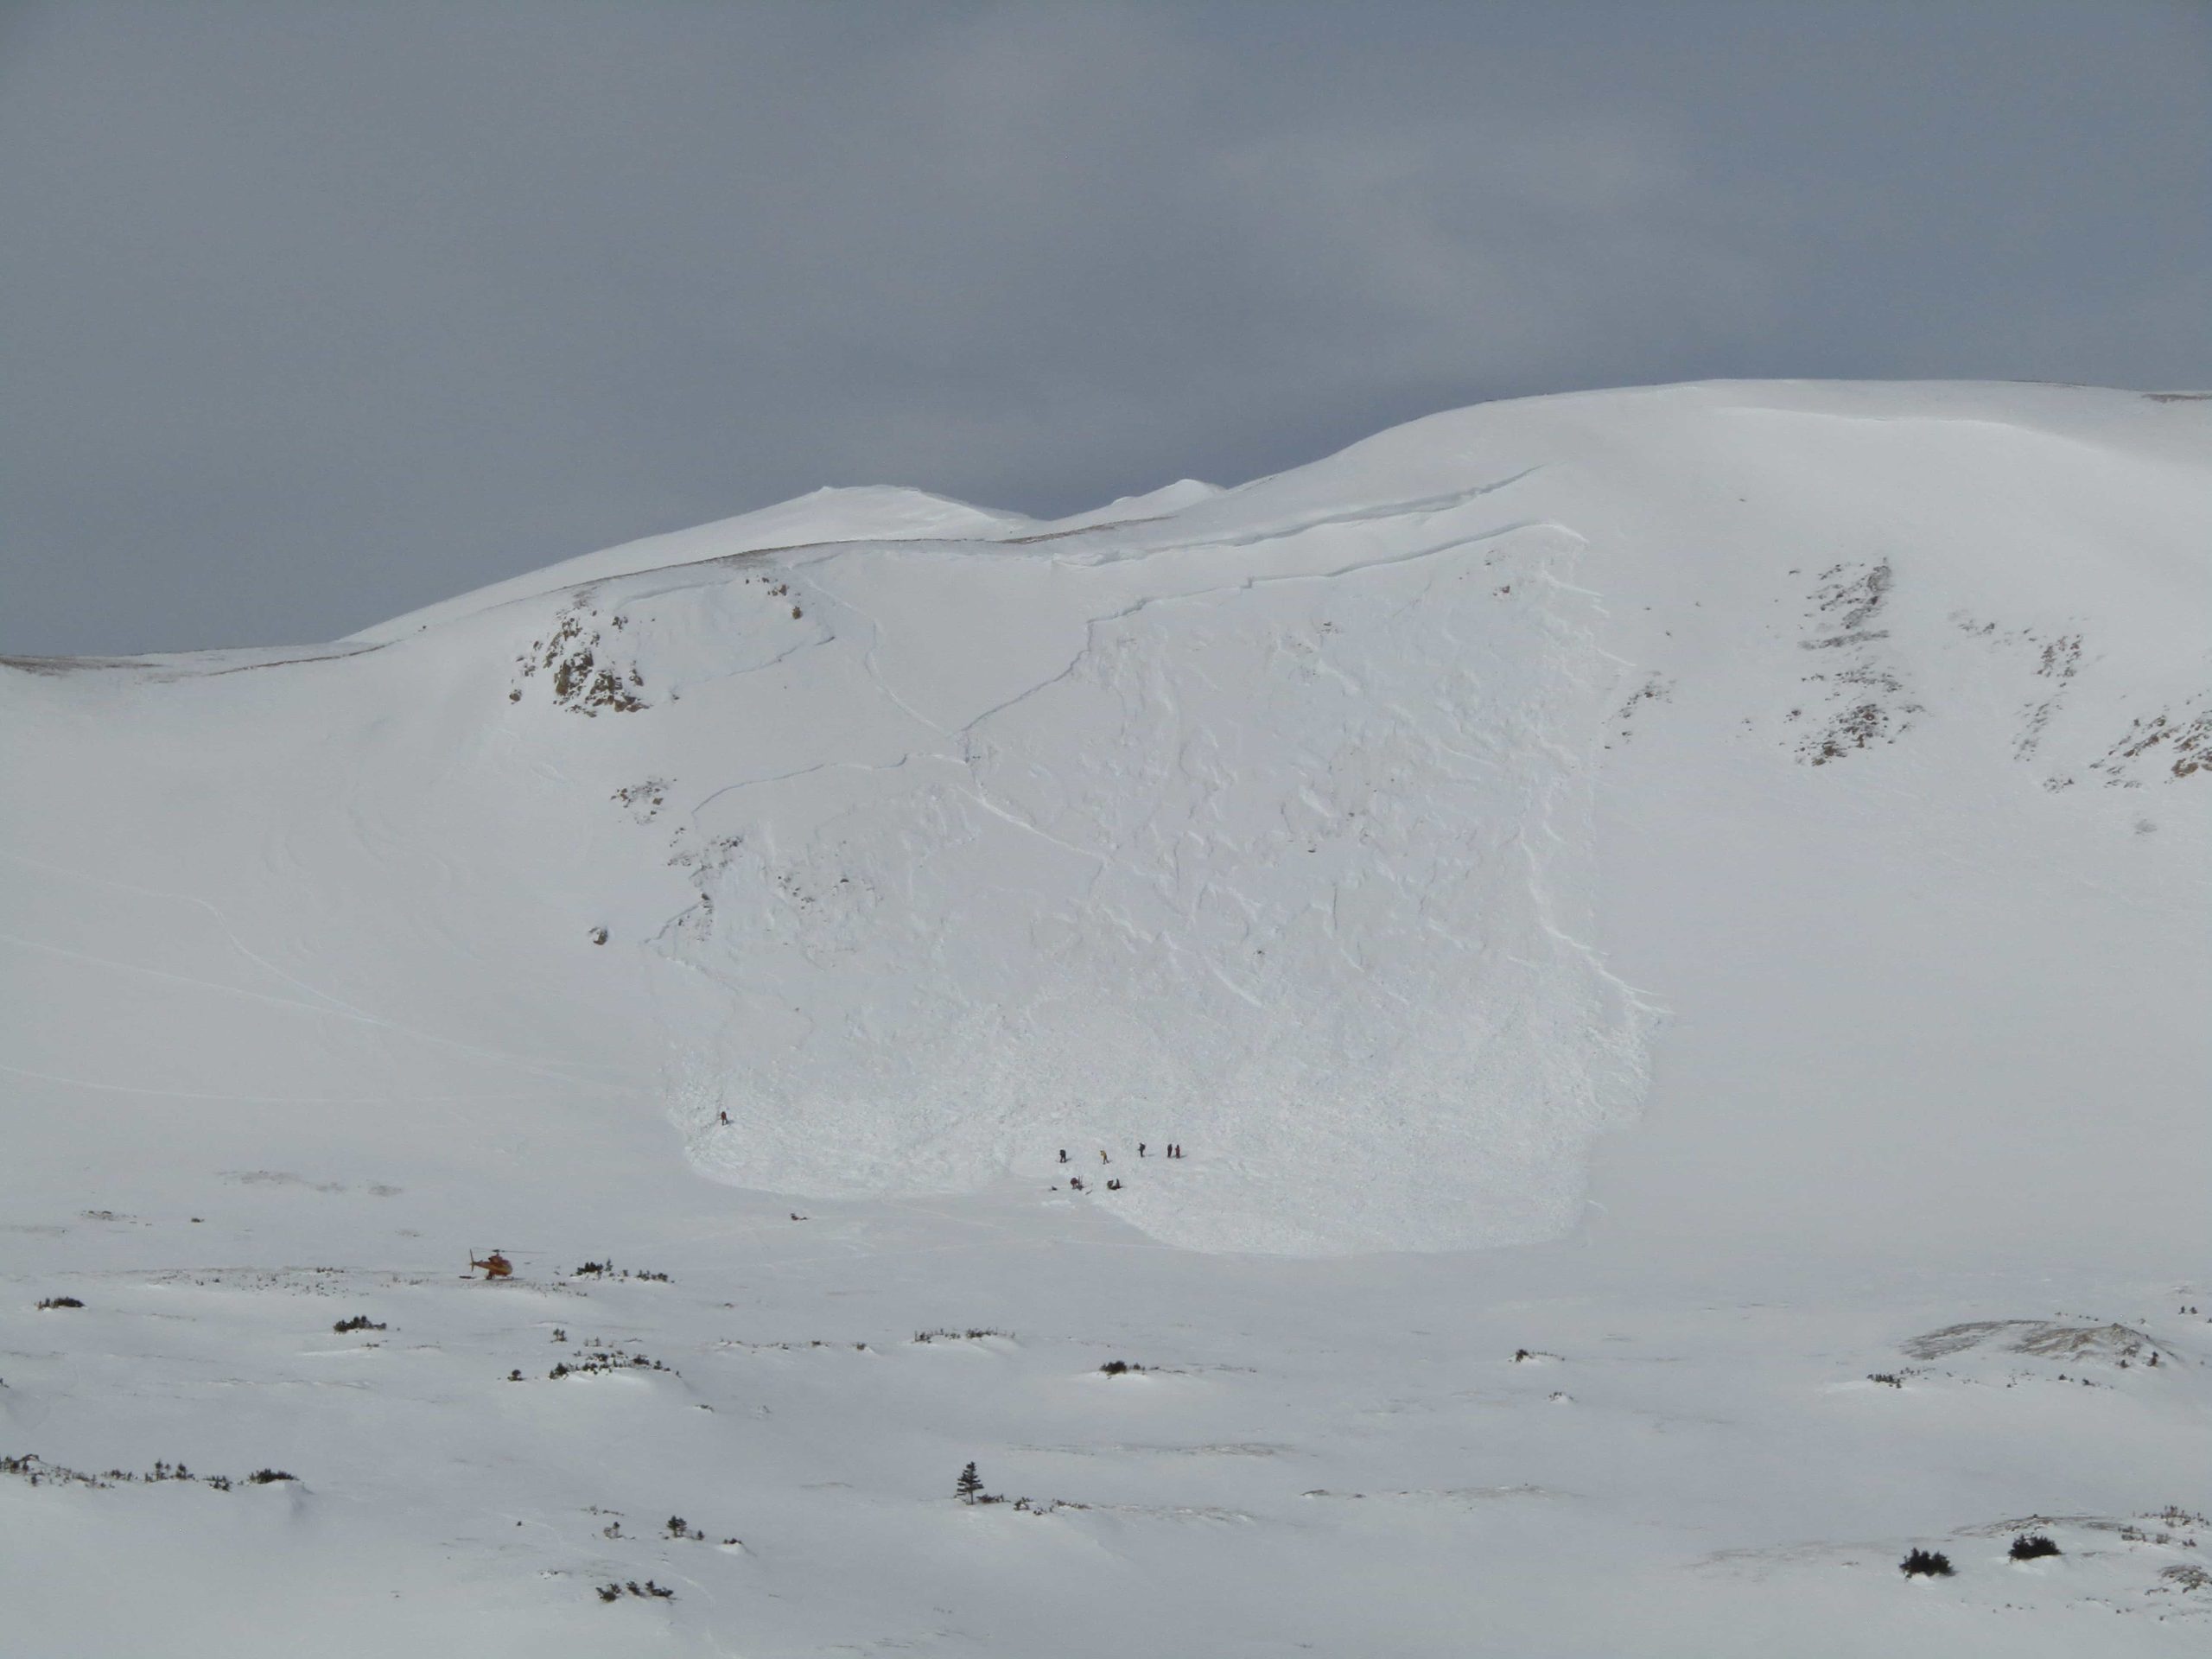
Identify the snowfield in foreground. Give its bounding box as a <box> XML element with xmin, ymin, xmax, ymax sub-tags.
<box><xmin>2</xmin><ymin>381</ymin><xmax>2207</xmax><ymax>1654</ymax></box>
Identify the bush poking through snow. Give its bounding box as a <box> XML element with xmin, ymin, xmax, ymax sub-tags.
<box><xmin>35</xmin><ymin>1297</ymin><xmax>83</xmax><ymax>1311</ymax></box>
<box><xmin>2009</xmin><ymin>1533</ymin><xmax>2061</xmax><ymax>1560</ymax></box>
<box><xmin>597</xmin><ymin>1580</ymin><xmax>675</xmax><ymax>1602</ymax></box>
<box><xmin>1900</xmin><ymin>1548</ymin><xmax>1955</xmax><ymax>1578</ymax></box>
<box><xmin>549</xmin><ymin>1347</ymin><xmax>672</xmax><ymax>1379</ymax></box>
<box><xmin>333</xmin><ymin>1315</ymin><xmax>385</xmax><ymax>1333</ymax></box>
<box><xmin>3</xmin><ymin>1455</ymin><xmax>291</xmax><ymax>1493</ymax></box>
<box><xmin>1099</xmin><ymin>1360</ymin><xmax>1147</xmax><ymax>1376</ymax></box>
<box><xmin>913</xmin><ymin>1327</ymin><xmax>1009</xmax><ymax>1344</ymax></box>
<box><xmin>569</xmin><ymin>1261</ymin><xmax>671</xmax><ymax>1282</ymax></box>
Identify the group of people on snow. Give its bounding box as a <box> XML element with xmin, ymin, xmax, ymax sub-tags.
<box><xmin>1055</xmin><ymin>1141</ymin><xmax>1185</xmax><ymax>1193</ymax></box>
<box><xmin>704</xmin><ymin>1111</ymin><xmax>1188</xmax><ymax>1199</ymax></box>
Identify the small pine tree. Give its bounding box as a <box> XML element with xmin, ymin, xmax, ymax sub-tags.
<box><xmin>956</xmin><ymin>1461</ymin><xmax>983</xmax><ymax>1504</ymax></box>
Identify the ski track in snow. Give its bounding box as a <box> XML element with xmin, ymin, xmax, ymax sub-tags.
<box><xmin>0</xmin><ymin>847</ymin><xmax>631</xmax><ymax>1094</ymax></box>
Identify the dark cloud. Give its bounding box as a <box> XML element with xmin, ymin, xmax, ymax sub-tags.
<box><xmin>3</xmin><ymin>0</ymin><xmax>2206</xmax><ymax>653</ymax></box>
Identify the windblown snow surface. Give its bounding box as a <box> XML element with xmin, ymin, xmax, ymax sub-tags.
<box><xmin>3</xmin><ymin>382</ymin><xmax>2208</xmax><ymax>1656</ymax></box>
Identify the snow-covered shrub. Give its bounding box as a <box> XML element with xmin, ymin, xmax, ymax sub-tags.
<box><xmin>597</xmin><ymin>1580</ymin><xmax>675</xmax><ymax>1602</ymax></box>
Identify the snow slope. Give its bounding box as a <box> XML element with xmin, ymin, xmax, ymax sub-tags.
<box><xmin>8</xmin><ymin>379</ymin><xmax>2202</xmax><ymax>1257</ymax></box>
<box><xmin>2</xmin><ymin>381</ymin><xmax>2207</xmax><ymax>1655</ymax></box>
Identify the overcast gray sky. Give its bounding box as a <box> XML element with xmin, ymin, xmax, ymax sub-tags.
<box><xmin>3</xmin><ymin>1</ymin><xmax>2207</xmax><ymax>655</ymax></box>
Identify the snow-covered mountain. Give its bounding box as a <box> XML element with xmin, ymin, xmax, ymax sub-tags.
<box><xmin>3</xmin><ymin>381</ymin><xmax>2207</xmax><ymax>1655</ymax></box>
